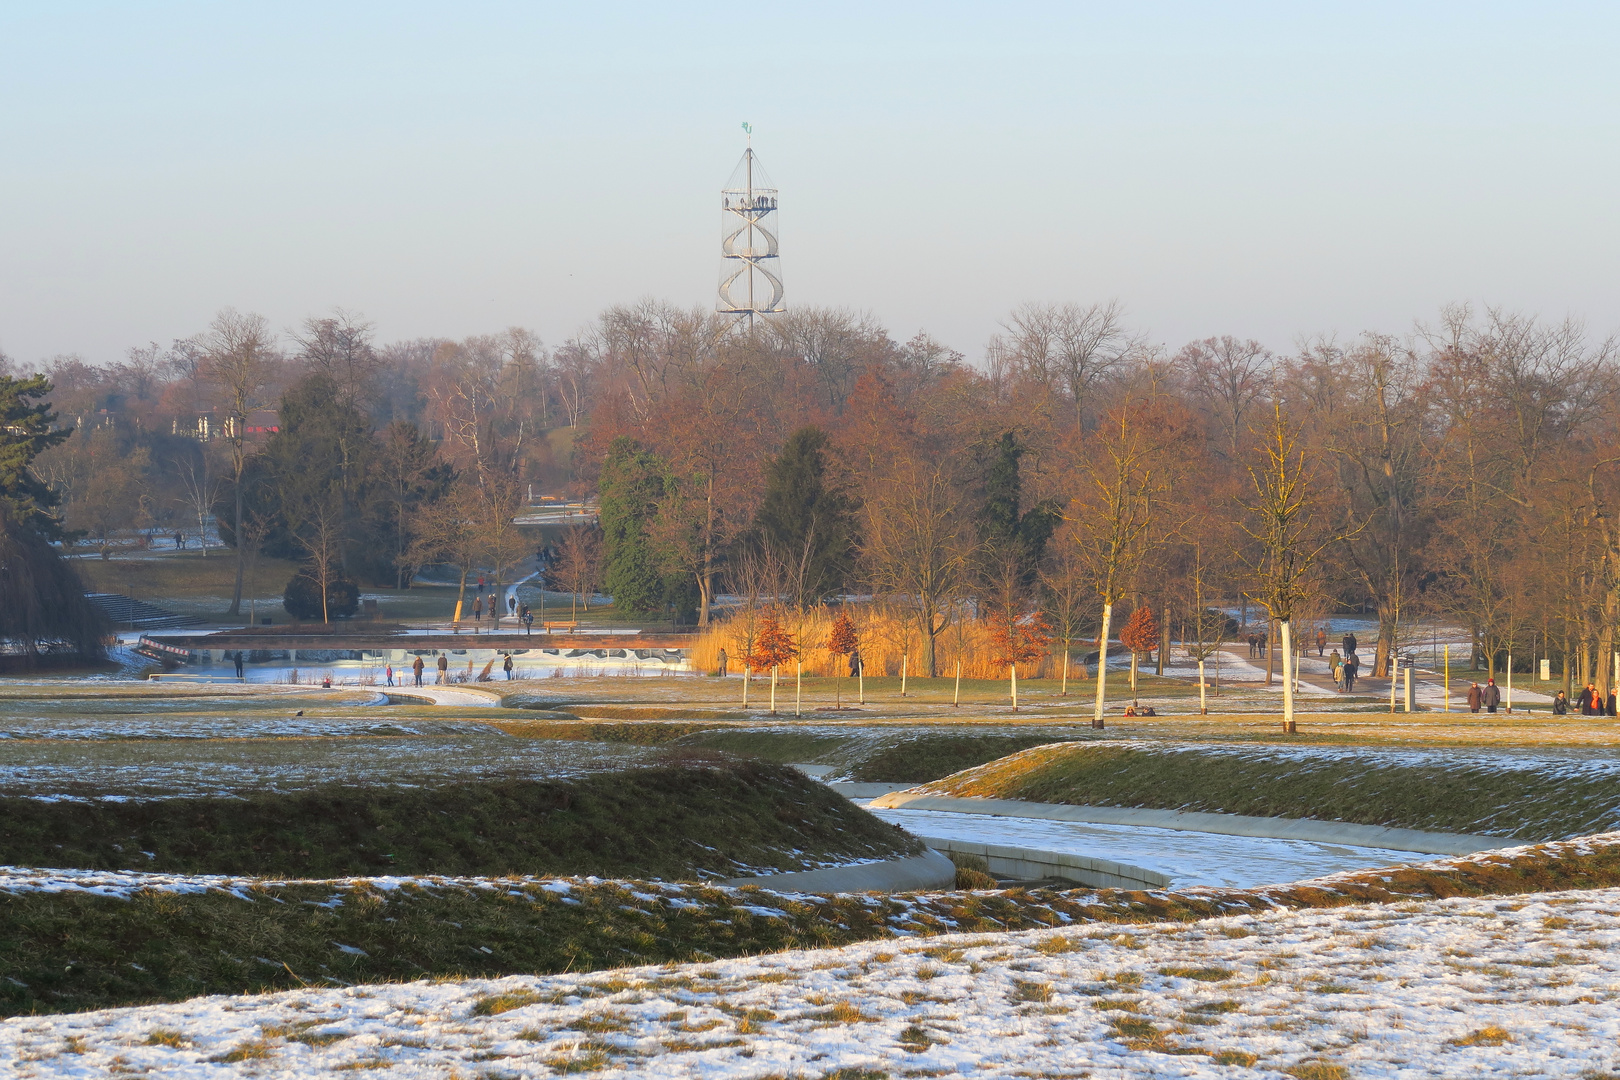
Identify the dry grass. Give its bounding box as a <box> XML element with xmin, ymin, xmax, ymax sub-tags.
<box><xmin>690</xmin><ymin>605</ymin><xmax>1082</xmax><ymax>681</ymax></box>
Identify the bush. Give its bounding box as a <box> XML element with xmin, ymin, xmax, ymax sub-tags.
<box><xmin>282</xmin><ymin>571</ymin><xmax>360</xmax><ymax>620</ymax></box>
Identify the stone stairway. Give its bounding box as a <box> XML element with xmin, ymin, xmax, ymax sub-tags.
<box><xmin>86</xmin><ymin>593</ymin><xmax>208</xmax><ymax>630</ymax></box>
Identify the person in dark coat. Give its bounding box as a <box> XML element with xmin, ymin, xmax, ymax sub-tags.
<box><xmin>1581</xmin><ymin>683</ymin><xmax>1597</xmax><ymax>715</ymax></box>
<box><xmin>436</xmin><ymin>653</ymin><xmax>449</xmax><ymax>685</ymax></box>
<box><xmin>1466</xmin><ymin>682</ymin><xmax>1483</xmax><ymax>713</ymax></box>
<box><xmin>412</xmin><ymin>655</ymin><xmax>425</xmax><ymax>686</ymax></box>
<box><xmin>233</xmin><ymin>651</ymin><xmax>244</xmax><ymax>680</ymax></box>
<box><xmin>1343</xmin><ymin>632</ymin><xmax>1358</xmax><ymax>656</ymax></box>
<box><xmin>1552</xmin><ymin>689</ymin><xmax>1569</xmax><ymax>715</ymax></box>
<box><xmin>1342</xmin><ymin>653</ymin><xmax>1358</xmax><ymax>692</ymax></box>
<box><xmin>1482</xmin><ymin>678</ymin><xmax>1501</xmax><ymax>714</ymax></box>
<box><xmin>1316</xmin><ymin>628</ymin><xmax>1326</xmax><ymax>657</ymax></box>
<box><xmin>850</xmin><ymin>648</ymin><xmax>862</xmax><ymax>678</ymax></box>
<box><xmin>1609</xmin><ymin>690</ymin><xmax>1617</xmax><ymax>717</ymax></box>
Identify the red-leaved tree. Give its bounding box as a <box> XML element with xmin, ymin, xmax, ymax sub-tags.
<box><xmin>1119</xmin><ymin>605</ymin><xmax>1160</xmax><ymax>705</ymax></box>
<box><xmin>745</xmin><ymin>610</ymin><xmax>799</xmax><ymax>715</ymax></box>
<box><xmin>826</xmin><ymin>609</ymin><xmax>860</xmax><ymax>708</ymax></box>
<box><xmin>987</xmin><ymin>608</ymin><xmax>1052</xmax><ymax>712</ymax></box>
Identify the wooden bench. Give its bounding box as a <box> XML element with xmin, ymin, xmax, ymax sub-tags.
<box><xmin>542</xmin><ymin>621</ymin><xmax>578</xmax><ymax>632</ymax></box>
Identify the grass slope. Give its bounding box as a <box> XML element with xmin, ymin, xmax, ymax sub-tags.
<box><xmin>5</xmin><ymin>836</ymin><xmax>1618</xmax><ymax>1016</ymax></box>
<box><xmin>677</xmin><ymin>728</ymin><xmax>1091</xmax><ymax>783</ymax></box>
<box><xmin>0</xmin><ymin>760</ymin><xmax>918</xmax><ymax>879</ymax></box>
<box><xmin>917</xmin><ymin>742</ymin><xmax>1620</xmax><ymax>840</ymax></box>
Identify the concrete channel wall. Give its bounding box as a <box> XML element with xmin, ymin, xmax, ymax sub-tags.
<box><xmin>720</xmin><ymin>849</ymin><xmax>957</xmax><ymax>893</ymax></box>
<box><xmin>917</xmin><ymin>837</ymin><xmax>1170</xmax><ymax>889</ymax></box>
<box><xmin>870</xmin><ymin>792</ymin><xmax>1502</xmax><ymax>856</ymax></box>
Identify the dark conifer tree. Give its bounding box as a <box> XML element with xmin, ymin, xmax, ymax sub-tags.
<box><xmin>752</xmin><ymin>425</ymin><xmax>856</xmax><ymax>609</ymax></box>
<box><xmin>0</xmin><ymin>375</ymin><xmax>106</xmax><ymax>662</ymax></box>
<box><xmin>976</xmin><ymin>431</ymin><xmax>1061</xmax><ymax>591</ymax></box>
<box><xmin>598</xmin><ymin>437</ymin><xmax>697</xmax><ymax>617</ymax></box>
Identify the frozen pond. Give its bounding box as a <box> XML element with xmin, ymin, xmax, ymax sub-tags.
<box><xmin>866</xmin><ymin>804</ymin><xmax>1438</xmax><ymax>889</ymax></box>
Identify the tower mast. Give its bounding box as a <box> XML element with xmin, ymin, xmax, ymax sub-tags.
<box><xmin>718</xmin><ymin>122</ymin><xmax>783</xmax><ymax>326</ymax></box>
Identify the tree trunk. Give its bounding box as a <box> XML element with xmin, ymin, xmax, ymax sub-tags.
<box><xmin>228</xmin><ymin>462</ymin><xmax>245</xmax><ymax>617</ymax></box>
<box><xmin>1198</xmin><ymin>658</ymin><xmax>1207</xmax><ymax>715</ymax></box>
<box><xmin>1010</xmin><ymin>664</ymin><xmax>1017</xmax><ymax>712</ymax></box>
<box><xmin>1280</xmin><ymin>619</ymin><xmax>1297</xmax><ymax>734</ymax></box>
<box><xmin>1266</xmin><ymin>619</ymin><xmax>1276</xmax><ymax>685</ymax></box>
<box><xmin>1374</xmin><ymin>605</ymin><xmax>1396</xmax><ymax>678</ymax></box>
<box><xmin>1130</xmin><ymin>652</ymin><xmax>1138</xmax><ymax>704</ymax></box>
<box><xmin>1157</xmin><ymin>608</ymin><xmax>1168</xmax><ymax>676</ymax></box>
<box><xmin>1092</xmin><ymin>603</ymin><xmax>1113</xmax><ymax>729</ymax></box>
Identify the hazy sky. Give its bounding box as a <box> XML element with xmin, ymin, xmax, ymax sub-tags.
<box><xmin>3</xmin><ymin>2</ymin><xmax>1618</xmax><ymax>366</ymax></box>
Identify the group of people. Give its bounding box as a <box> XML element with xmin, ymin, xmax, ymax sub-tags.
<box><xmin>468</xmin><ymin>591</ymin><xmax>518</xmax><ymax>623</ymax></box>
<box><xmin>1464</xmin><ymin>678</ymin><xmax>1503</xmax><ymax>713</ymax></box>
<box><xmin>1550</xmin><ymin>684</ymin><xmax>1617</xmax><ymax>715</ymax></box>
<box><xmin>1327</xmin><ymin>632</ymin><xmax>1360</xmax><ymax>692</ymax></box>
<box><xmin>382</xmin><ymin>651</ymin><xmax>522</xmax><ymax>687</ymax></box>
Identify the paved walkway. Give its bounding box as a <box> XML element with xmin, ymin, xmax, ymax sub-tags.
<box><xmin>380</xmin><ymin>685</ymin><xmax>504</xmax><ymax>707</ymax></box>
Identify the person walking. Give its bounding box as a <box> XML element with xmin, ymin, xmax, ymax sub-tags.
<box><xmin>1580</xmin><ymin>683</ymin><xmax>1597</xmax><ymax>715</ymax></box>
<box><xmin>717</xmin><ymin>648</ymin><xmax>729</xmax><ymax>677</ymax></box>
<box><xmin>1609</xmin><ymin>688</ymin><xmax>1618</xmax><ymax>717</ymax></box>
<box><xmin>1343</xmin><ymin>653</ymin><xmax>1358</xmax><ymax>692</ymax></box>
<box><xmin>385</xmin><ymin>663</ymin><xmax>394</xmax><ymax>687</ymax></box>
<box><xmin>1482</xmin><ymin>677</ymin><xmax>1501</xmax><ymax>714</ymax></box>
<box><xmin>1343</xmin><ymin>632</ymin><xmax>1358</xmax><ymax>657</ymax></box>
<box><xmin>1247</xmin><ymin>632</ymin><xmax>1258</xmax><ymax>658</ymax></box>
<box><xmin>1259</xmin><ymin>630</ymin><xmax>1269</xmax><ymax>657</ymax></box>
<box><xmin>1553</xmin><ymin>689</ymin><xmax>1570</xmax><ymax>714</ymax></box>
<box><xmin>436</xmin><ymin>653</ymin><xmax>448</xmax><ymax>685</ymax></box>
<box><xmin>233</xmin><ymin>651</ymin><xmax>245</xmax><ymax>680</ymax></box>
<box><xmin>412</xmin><ymin>655</ymin><xmax>425</xmax><ymax>687</ymax></box>
<box><xmin>1316</xmin><ymin>627</ymin><xmax>1326</xmax><ymax>657</ymax></box>
<box><xmin>473</xmin><ymin>594</ymin><xmax>483</xmax><ymax>622</ymax></box>
<box><xmin>508</xmin><ymin>595</ymin><xmax>518</xmax><ymax>617</ymax></box>
<box><xmin>503</xmin><ymin>653</ymin><xmax>514</xmax><ymax>680</ymax></box>
<box><xmin>1466</xmin><ymin>681</ymin><xmax>1483</xmax><ymax>713</ymax></box>
<box><xmin>1329</xmin><ymin>650</ymin><xmax>1342</xmax><ymax>689</ymax></box>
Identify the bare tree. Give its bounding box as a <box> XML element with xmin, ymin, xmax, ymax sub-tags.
<box><xmin>1176</xmin><ymin>336</ymin><xmax>1273</xmax><ymax>459</ymax></box>
<box><xmin>988</xmin><ymin>301</ymin><xmax>1135</xmax><ymax>408</ymax></box>
<box><xmin>1241</xmin><ymin>403</ymin><xmax>1352</xmax><ymax>734</ymax></box>
<box><xmin>175</xmin><ymin>448</ymin><xmax>222</xmax><ymax>559</ymax></box>
<box><xmin>859</xmin><ymin>457</ymin><xmax>972</xmax><ymax>678</ymax></box>
<box><xmin>1066</xmin><ymin>400</ymin><xmax>1174</xmax><ymax>728</ymax></box>
<box><xmin>293</xmin><ymin>310</ymin><xmax>381</xmax><ymax>410</ymax></box>
<box><xmin>202</xmin><ymin>309</ymin><xmax>277</xmax><ymax>617</ymax></box>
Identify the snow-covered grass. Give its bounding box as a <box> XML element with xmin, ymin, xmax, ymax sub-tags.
<box><xmin>9</xmin><ymin>883</ymin><xmax>1620</xmax><ymax>1077</ymax></box>
<box><xmin>7</xmin><ymin>833</ymin><xmax>1620</xmax><ymax>1019</ymax></box>
<box><xmin>915</xmin><ymin>739</ymin><xmax>1620</xmax><ymax>840</ymax></box>
<box><xmin>0</xmin><ymin>729</ymin><xmax>662</xmax><ymax>798</ymax></box>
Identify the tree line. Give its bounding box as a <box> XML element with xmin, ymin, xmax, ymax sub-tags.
<box><xmin>6</xmin><ymin>299</ymin><xmax>1620</xmax><ymax>711</ymax></box>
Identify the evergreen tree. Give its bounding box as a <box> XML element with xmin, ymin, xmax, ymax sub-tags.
<box><xmin>0</xmin><ymin>374</ymin><xmax>73</xmax><ymax>541</ymax></box>
<box><xmin>598</xmin><ymin>436</ymin><xmax>697</xmax><ymax>617</ymax></box>
<box><xmin>976</xmin><ymin>431</ymin><xmax>1060</xmax><ymax>591</ymax></box>
<box><xmin>0</xmin><ymin>375</ymin><xmax>106</xmax><ymax>662</ymax></box>
<box><xmin>752</xmin><ymin>425</ymin><xmax>856</xmax><ymax>608</ymax></box>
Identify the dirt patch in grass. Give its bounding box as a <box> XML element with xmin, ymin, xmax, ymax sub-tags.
<box><xmin>913</xmin><ymin>741</ymin><xmax>1620</xmax><ymax>840</ymax></box>
<box><xmin>4</xmin><ymin>834</ymin><xmax>1620</xmax><ymax>1017</ymax></box>
<box><xmin>0</xmin><ymin>759</ymin><xmax>918</xmax><ymax>879</ymax></box>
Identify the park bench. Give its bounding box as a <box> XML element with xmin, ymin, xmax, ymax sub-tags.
<box><xmin>542</xmin><ymin>621</ymin><xmax>578</xmax><ymax>633</ymax></box>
